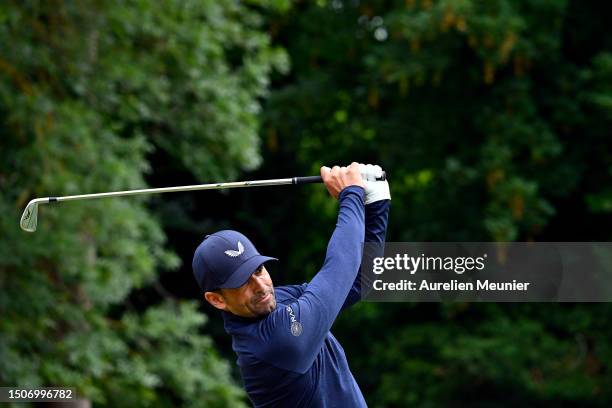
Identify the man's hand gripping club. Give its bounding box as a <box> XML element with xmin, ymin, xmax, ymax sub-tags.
<box><xmin>320</xmin><ymin>162</ymin><xmax>365</xmax><ymax>199</ymax></box>
<box><xmin>320</xmin><ymin>162</ymin><xmax>391</xmax><ymax>203</ymax></box>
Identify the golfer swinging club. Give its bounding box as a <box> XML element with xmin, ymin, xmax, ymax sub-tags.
<box><xmin>192</xmin><ymin>162</ymin><xmax>390</xmax><ymax>407</ymax></box>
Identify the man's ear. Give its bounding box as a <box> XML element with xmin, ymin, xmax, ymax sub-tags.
<box><xmin>204</xmin><ymin>291</ymin><xmax>227</xmax><ymax>310</ymax></box>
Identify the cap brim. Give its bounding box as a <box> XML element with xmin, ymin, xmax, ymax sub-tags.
<box><xmin>218</xmin><ymin>255</ymin><xmax>278</xmax><ymax>289</ymax></box>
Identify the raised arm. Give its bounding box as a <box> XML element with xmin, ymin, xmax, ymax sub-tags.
<box><xmin>342</xmin><ymin>164</ymin><xmax>391</xmax><ymax>309</ymax></box>
<box><xmin>255</xmin><ymin>163</ymin><xmax>367</xmax><ymax>373</ymax></box>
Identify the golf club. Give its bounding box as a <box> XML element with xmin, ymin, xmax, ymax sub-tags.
<box><xmin>20</xmin><ymin>172</ymin><xmax>386</xmax><ymax>232</ymax></box>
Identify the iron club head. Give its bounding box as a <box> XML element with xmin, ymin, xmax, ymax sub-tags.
<box><xmin>20</xmin><ymin>199</ymin><xmax>42</xmax><ymax>232</ymax></box>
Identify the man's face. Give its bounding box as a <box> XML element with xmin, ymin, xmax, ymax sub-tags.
<box><xmin>212</xmin><ymin>265</ymin><xmax>276</xmax><ymax>318</ymax></box>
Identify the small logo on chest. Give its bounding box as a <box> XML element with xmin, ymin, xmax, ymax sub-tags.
<box><xmin>285</xmin><ymin>306</ymin><xmax>303</xmax><ymax>336</ymax></box>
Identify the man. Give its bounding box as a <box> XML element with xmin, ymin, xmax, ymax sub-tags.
<box><xmin>192</xmin><ymin>162</ymin><xmax>390</xmax><ymax>407</ymax></box>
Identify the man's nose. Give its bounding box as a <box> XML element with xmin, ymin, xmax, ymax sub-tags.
<box><xmin>250</xmin><ymin>275</ymin><xmax>267</xmax><ymax>292</ymax></box>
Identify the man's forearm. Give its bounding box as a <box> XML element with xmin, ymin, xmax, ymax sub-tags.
<box><xmin>365</xmin><ymin>200</ymin><xmax>390</xmax><ymax>243</ymax></box>
<box><xmin>341</xmin><ymin>199</ymin><xmax>390</xmax><ymax>309</ymax></box>
<box><xmin>361</xmin><ymin>200</ymin><xmax>390</xmax><ymax>296</ymax></box>
<box><xmin>302</xmin><ymin>186</ymin><xmax>365</xmax><ymax>318</ymax></box>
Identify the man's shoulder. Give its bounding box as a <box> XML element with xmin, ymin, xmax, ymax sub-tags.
<box><xmin>274</xmin><ymin>283</ymin><xmax>308</xmax><ymax>303</ymax></box>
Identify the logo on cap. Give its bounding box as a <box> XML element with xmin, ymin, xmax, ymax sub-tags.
<box><xmin>224</xmin><ymin>241</ymin><xmax>245</xmax><ymax>258</ymax></box>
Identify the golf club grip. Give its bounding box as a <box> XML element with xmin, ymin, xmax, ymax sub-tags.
<box><xmin>293</xmin><ymin>171</ymin><xmax>386</xmax><ymax>185</ymax></box>
<box><xmin>293</xmin><ymin>176</ymin><xmax>324</xmax><ymax>184</ymax></box>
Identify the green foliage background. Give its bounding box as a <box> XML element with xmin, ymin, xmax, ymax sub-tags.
<box><xmin>1</xmin><ymin>0</ymin><xmax>611</xmax><ymax>407</ymax></box>
<box><xmin>1</xmin><ymin>0</ymin><xmax>287</xmax><ymax>406</ymax></box>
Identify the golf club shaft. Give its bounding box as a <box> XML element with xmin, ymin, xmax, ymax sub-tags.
<box><xmin>42</xmin><ymin>173</ymin><xmax>385</xmax><ymax>203</ymax></box>
<box><xmin>50</xmin><ymin>178</ymin><xmax>293</xmax><ymax>203</ymax></box>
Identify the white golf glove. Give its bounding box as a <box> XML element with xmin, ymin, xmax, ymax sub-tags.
<box><xmin>359</xmin><ymin>164</ymin><xmax>391</xmax><ymax>204</ymax></box>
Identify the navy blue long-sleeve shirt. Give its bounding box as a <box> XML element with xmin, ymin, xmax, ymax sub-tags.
<box><xmin>222</xmin><ymin>186</ymin><xmax>390</xmax><ymax>407</ymax></box>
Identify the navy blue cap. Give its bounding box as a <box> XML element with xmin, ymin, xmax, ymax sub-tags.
<box><xmin>192</xmin><ymin>230</ymin><xmax>277</xmax><ymax>292</ymax></box>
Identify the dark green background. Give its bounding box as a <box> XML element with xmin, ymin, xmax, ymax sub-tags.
<box><xmin>1</xmin><ymin>0</ymin><xmax>611</xmax><ymax>406</ymax></box>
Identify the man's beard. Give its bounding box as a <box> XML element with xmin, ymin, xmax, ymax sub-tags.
<box><xmin>249</xmin><ymin>289</ymin><xmax>276</xmax><ymax>316</ymax></box>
